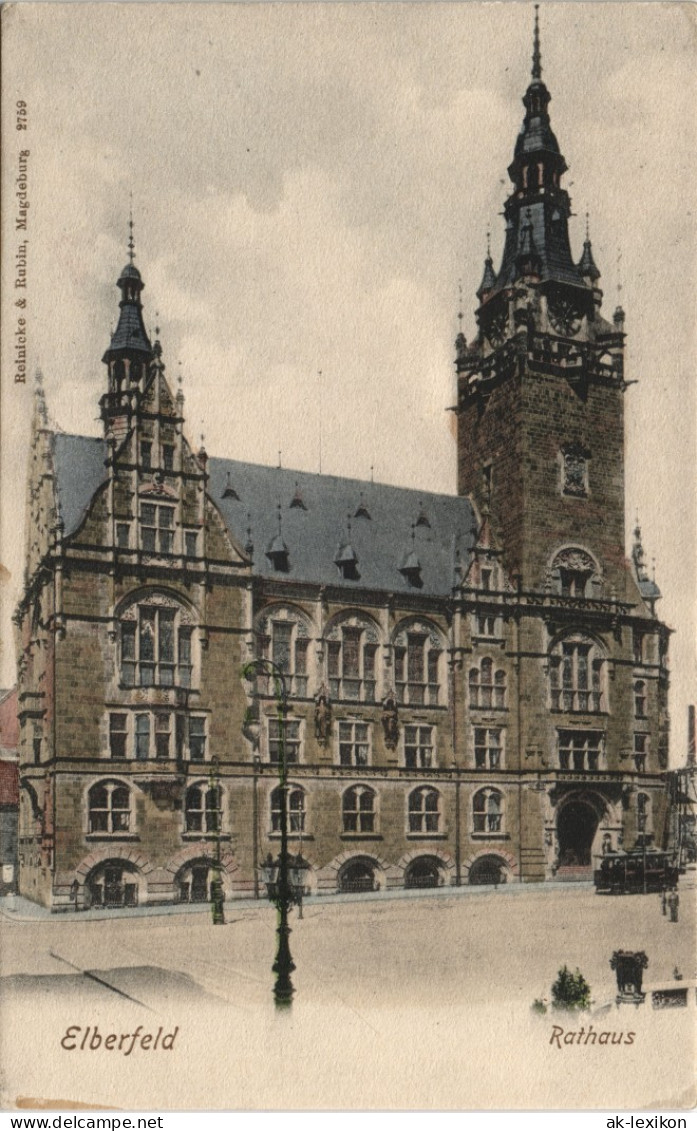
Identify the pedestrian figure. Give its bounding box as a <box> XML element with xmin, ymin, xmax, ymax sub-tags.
<box><xmin>667</xmin><ymin>888</ymin><xmax>679</xmax><ymax>923</ymax></box>
<box><xmin>661</xmin><ymin>886</ymin><xmax>667</xmax><ymax>916</ymax></box>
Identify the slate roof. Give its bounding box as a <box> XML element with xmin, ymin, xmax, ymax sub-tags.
<box><xmin>210</xmin><ymin>458</ymin><xmax>477</xmax><ymax>596</ymax></box>
<box><xmin>106</xmin><ymin>300</ymin><xmax>152</xmax><ymax>356</ymax></box>
<box><xmin>52</xmin><ymin>434</ymin><xmax>477</xmax><ymax>597</ymax></box>
<box><xmin>53</xmin><ymin>434</ymin><xmax>109</xmax><ymax>536</ymax></box>
<box><xmin>494</xmin><ymin>199</ymin><xmax>587</xmax><ymax>292</ymax></box>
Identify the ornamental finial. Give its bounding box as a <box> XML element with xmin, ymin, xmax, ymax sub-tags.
<box><xmin>532</xmin><ymin>4</ymin><xmax>542</xmax><ymax>81</ymax></box>
<box><xmin>128</xmin><ymin>193</ymin><xmax>135</xmax><ymax>265</ymax></box>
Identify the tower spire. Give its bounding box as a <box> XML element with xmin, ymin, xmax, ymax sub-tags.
<box><xmin>532</xmin><ymin>4</ymin><xmax>542</xmax><ymax>81</ymax></box>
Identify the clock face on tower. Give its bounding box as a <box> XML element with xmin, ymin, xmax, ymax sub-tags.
<box><xmin>548</xmin><ymin>297</ymin><xmax>582</xmax><ymax>336</ymax></box>
<box><xmin>485</xmin><ymin>309</ymin><xmax>508</xmax><ymax>346</ymax></box>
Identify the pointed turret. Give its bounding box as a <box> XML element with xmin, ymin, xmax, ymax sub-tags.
<box><xmin>632</xmin><ymin>520</ymin><xmax>661</xmax><ymax>612</ymax></box>
<box><xmin>100</xmin><ymin>219</ymin><xmax>154</xmax><ymax>436</ymax></box>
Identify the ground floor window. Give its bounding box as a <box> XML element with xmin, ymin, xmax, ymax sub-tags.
<box><xmin>338</xmin><ymin>858</ymin><xmax>377</xmax><ymax>893</ymax></box>
<box><xmin>472</xmin><ymin>788</ymin><xmax>504</xmax><ymax>833</ymax></box>
<box><xmin>468</xmin><ymin>855</ymin><xmax>507</xmax><ymax>885</ymax></box>
<box><xmin>404</xmin><ymin>856</ymin><xmax>442</xmax><ymax>888</ymax></box>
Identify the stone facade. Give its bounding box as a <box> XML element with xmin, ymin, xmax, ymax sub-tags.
<box><xmin>14</xmin><ymin>25</ymin><xmax>671</xmax><ymax>909</ymax></box>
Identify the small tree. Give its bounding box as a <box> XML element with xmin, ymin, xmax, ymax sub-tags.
<box><xmin>551</xmin><ymin>965</ymin><xmax>591</xmax><ymax>1011</ymax></box>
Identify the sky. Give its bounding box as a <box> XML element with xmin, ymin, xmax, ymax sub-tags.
<box><xmin>1</xmin><ymin>2</ymin><xmax>695</xmax><ymax>761</ymax></box>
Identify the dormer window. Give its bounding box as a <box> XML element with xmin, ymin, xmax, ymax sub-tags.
<box><xmin>265</xmin><ymin>535</ymin><xmax>289</xmax><ymax>573</ymax></box>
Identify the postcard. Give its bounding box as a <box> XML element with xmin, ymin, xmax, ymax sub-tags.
<box><xmin>1</xmin><ymin>1</ymin><xmax>695</xmax><ymax>1112</ymax></box>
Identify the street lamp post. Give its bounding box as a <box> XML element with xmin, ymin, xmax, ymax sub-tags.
<box><xmin>209</xmin><ymin>758</ymin><xmax>225</xmax><ymax>925</ymax></box>
<box><xmin>242</xmin><ymin>658</ymin><xmax>307</xmax><ymax>1007</ymax></box>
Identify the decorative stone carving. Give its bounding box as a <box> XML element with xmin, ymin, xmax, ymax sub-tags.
<box><xmin>381</xmin><ymin>691</ymin><xmax>399</xmax><ymax>750</ymax></box>
<box><xmin>314</xmin><ymin>684</ymin><xmax>332</xmax><ymax>745</ymax></box>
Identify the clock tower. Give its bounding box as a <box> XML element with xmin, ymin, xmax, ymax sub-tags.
<box><xmin>456</xmin><ymin>9</ymin><xmax>629</xmax><ymax>598</ymax></box>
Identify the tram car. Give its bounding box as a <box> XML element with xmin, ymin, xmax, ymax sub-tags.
<box><xmin>594</xmin><ymin>850</ymin><xmax>680</xmax><ymax>895</ymax></box>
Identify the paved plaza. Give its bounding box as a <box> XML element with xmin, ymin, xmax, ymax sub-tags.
<box><xmin>1</xmin><ymin>882</ymin><xmax>694</xmax><ymax>1110</ymax></box>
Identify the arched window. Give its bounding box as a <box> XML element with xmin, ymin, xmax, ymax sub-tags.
<box><xmin>256</xmin><ymin>607</ymin><xmax>311</xmax><ymax>698</ymax></box>
<box><xmin>393</xmin><ymin>620</ymin><xmax>443</xmax><ymax>706</ymax></box>
<box><xmin>472</xmin><ymin>788</ymin><xmax>504</xmax><ymax>834</ymax></box>
<box><xmin>325</xmin><ymin>617</ymin><xmax>379</xmax><ymax>702</ymax></box>
<box><xmin>634</xmin><ymin>681</ymin><xmax>646</xmax><ymax>719</ymax></box>
<box><xmin>549</xmin><ymin>634</ymin><xmax>605</xmax><ymax>713</ymax></box>
<box><xmin>120</xmin><ymin>594</ymin><xmax>195</xmax><ymax>689</ymax></box>
<box><xmin>270</xmin><ymin>786</ymin><xmax>306</xmax><ymax>834</ymax></box>
<box><xmin>88</xmin><ymin>781</ymin><xmax>131</xmax><ymax>835</ymax></box>
<box><xmin>408</xmin><ymin>787</ymin><xmax>440</xmax><ymax>834</ymax></box>
<box><xmin>342</xmin><ymin>786</ymin><xmax>376</xmax><ymax>834</ymax></box>
<box><xmin>469</xmin><ymin>658</ymin><xmax>506</xmax><ymax>709</ymax></box>
<box><xmin>185</xmin><ymin>783</ymin><xmax>221</xmax><ymax>834</ymax></box>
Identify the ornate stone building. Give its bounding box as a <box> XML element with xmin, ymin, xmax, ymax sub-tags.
<box><xmin>15</xmin><ymin>20</ymin><xmax>670</xmax><ymax>909</ymax></box>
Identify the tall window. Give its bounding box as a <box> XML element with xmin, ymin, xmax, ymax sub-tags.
<box><xmin>88</xmin><ymin>781</ymin><xmax>131</xmax><ymax>834</ymax></box>
<box><xmin>326</xmin><ymin>624</ymin><xmax>378</xmax><ymax>702</ymax></box>
<box><xmin>185</xmin><ymin>784</ymin><xmax>221</xmax><ymax>833</ymax></box>
<box><xmin>342</xmin><ymin>786</ymin><xmax>376</xmax><ymax>834</ymax></box>
<box><xmin>404</xmin><ymin>725</ymin><xmax>434</xmax><ymax>768</ymax></box>
<box><xmin>550</xmin><ymin>636</ymin><xmax>605</xmax><ymax>713</ymax></box>
<box><xmin>258</xmin><ymin>615</ymin><xmax>310</xmax><ymax>697</ymax></box>
<box><xmin>634</xmin><ymin>733</ymin><xmax>649</xmax><ymax>772</ymax></box>
<box><xmin>393</xmin><ymin>625</ymin><xmax>441</xmax><ymax>706</ymax></box>
<box><xmin>140</xmin><ymin>503</ymin><xmax>175</xmax><ymax>554</ymax></box>
<box><xmin>472</xmin><ymin>788</ymin><xmax>504</xmax><ymax>834</ymax></box>
<box><xmin>469</xmin><ymin>658</ymin><xmax>506</xmax><ymax>709</ymax></box>
<box><xmin>338</xmin><ymin>721</ymin><xmax>370</xmax><ymax>766</ymax></box>
<box><xmin>634</xmin><ymin>681</ymin><xmax>647</xmax><ymax>719</ymax></box>
<box><xmin>474</xmin><ymin>727</ymin><xmax>503</xmax><ymax>769</ymax></box>
<box><xmin>120</xmin><ymin>603</ymin><xmax>194</xmax><ymax>688</ymax></box>
<box><xmin>109</xmin><ymin>713</ymin><xmax>128</xmax><ymax>759</ymax></box>
<box><xmin>270</xmin><ymin>786</ymin><xmax>306</xmax><ymax>834</ymax></box>
<box><xmin>558</xmin><ymin>730</ymin><xmax>604</xmax><ymax>771</ymax></box>
<box><xmin>268</xmin><ymin>717</ymin><xmax>301</xmax><ymax>764</ymax></box>
<box><xmin>408</xmin><ymin>787</ymin><xmax>440</xmax><ymax>834</ymax></box>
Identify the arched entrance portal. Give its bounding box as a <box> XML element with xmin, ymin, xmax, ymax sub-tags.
<box><xmin>86</xmin><ymin>859</ymin><xmax>141</xmax><ymax>908</ymax></box>
<box><xmin>557</xmin><ymin>800</ymin><xmax>599</xmax><ymax>870</ymax></box>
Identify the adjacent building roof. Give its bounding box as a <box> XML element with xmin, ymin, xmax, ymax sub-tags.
<box><xmin>53</xmin><ymin>434</ymin><xmax>477</xmax><ymax>597</ymax></box>
<box><xmin>0</xmin><ymin>762</ymin><xmax>19</xmax><ymax>807</ymax></box>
